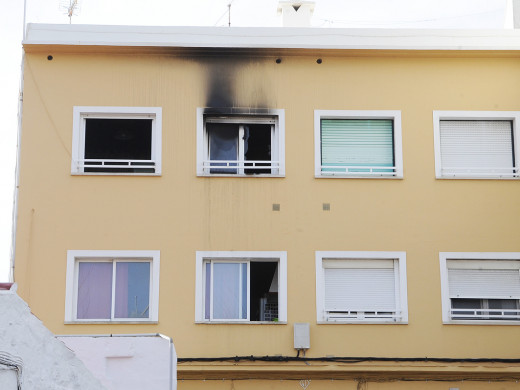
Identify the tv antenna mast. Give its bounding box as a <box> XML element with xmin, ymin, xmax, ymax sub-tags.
<box><xmin>60</xmin><ymin>0</ymin><xmax>81</xmax><ymax>24</ymax></box>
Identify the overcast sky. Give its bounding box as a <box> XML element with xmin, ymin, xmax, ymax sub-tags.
<box><xmin>0</xmin><ymin>0</ymin><xmax>512</xmax><ymax>282</ymax></box>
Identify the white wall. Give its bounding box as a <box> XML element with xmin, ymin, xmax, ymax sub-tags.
<box><xmin>59</xmin><ymin>335</ymin><xmax>177</xmax><ymax>390</ymax></box>
<box><xmin>0</xmin><ymin>286</ymin><xmax>106</xmax><ymax>390</ymax></box>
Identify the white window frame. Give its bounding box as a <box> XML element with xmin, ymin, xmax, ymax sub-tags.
<box><xmin>71</xmin><ymin>106</ymin><xmax>162</xmax><ymax>175</ymax></box>
<box><xmin>314</xmin><ymin>110</ymin><xmax>403</xmax><ymax>178</ymax></box>
<box><xmin>440</xmin><ymin>252</ymin><xmax>520</xmax><ymax>325</ymax></box>
<box><xmin>195</xmin><ymin>251</ymin><xmax>287</xmax><ymax>323</ymax></box>
<box><xmin>316</xmin><ymin>251</ymin><xmax>408</xmax><ymax>324</ymax></box>
<box><xmin>433</xmin><ymin>111</ymin><xmax>520</xmax><ymax>179</ymax></box>
<box><xmin>65</xmin><ymin>250</ymin><xmax>160</xmax><ymax>323</ymax></box>
<box><xmin>196</xmin><ymin>108</ymin><xmax>285</xmax><ymax>177</ymax></box>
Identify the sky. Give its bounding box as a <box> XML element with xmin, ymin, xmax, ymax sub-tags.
<box><xmin>0</xmin><ymin>0</ymin><xmax>512</xmax><ymax>282</ymax></box>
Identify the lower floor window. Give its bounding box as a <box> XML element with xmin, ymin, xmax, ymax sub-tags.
<box><xmin>440</xmin><ymin>253</ymin><xmax>520</xmax><ymax>323</ymax></box>
<box><xmin>316</xmin><ymin>251</ymin><xmax>408</xmax><ymax>323</ymax></box>
<box><xmin>66</xmin><ymin>250</ymin><xmax>160</xmax><ymax>322</ymax></box>
<box><xmin>196</xmin><ymin>251</ymin><xmax>287</xmax><ymax>323</ymax></box>
<box><xmin>77</xmin><ymin>261</ymin><xmax>150</xmax><ymax>320</ymax></box>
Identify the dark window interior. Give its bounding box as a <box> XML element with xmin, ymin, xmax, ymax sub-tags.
<box><xmin>250</xmin><ymin>261</ymin><xmax>278</xmax><ymax>321</ymax></box>
<box><xmin>452</xmin><ymin>298</ymin><xmax>519</xmax><ymax>320</ymax></box>
<box><xmin>84</xmin><ymin>118</ymin><xmax>153</xmax><ymax>173</ymax></box>
<box><xmin>244</xmin><ymin>124</ymin><xmax>271</xmax><ymax>174</ymax></box>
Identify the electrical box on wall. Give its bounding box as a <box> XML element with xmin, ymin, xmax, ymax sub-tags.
<box><xmin>293</xmin><ymin>323</ymin><xmax>310</xmax><ymax>349</ymax></box>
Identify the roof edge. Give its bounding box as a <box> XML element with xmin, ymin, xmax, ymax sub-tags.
<box><xmin>23</xmin><ymin>23</ymin><xmax>520</xmax><ymax>51</ymax></box>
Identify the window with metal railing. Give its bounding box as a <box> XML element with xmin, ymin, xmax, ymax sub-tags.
<box><xmin>434</xmin><ymin>112</ymin><xmax>520</xmax><ymax>179</ymax></box>
<box><xmin>440</xmin><ymin>253</ymin><xmax>520</xmax><ymax>324</ymax></box>
<box><xmin>197</xmin><ymin>109</ymin><xmax>285</xmax><ymax>177</ymax></box>
<box><xmin>316</xmin><ymin>252</ymin><xmax>408</xmax><ymax>324</ymax></box>
<box><xmin>71</xmin><ymin>107</ymin><xmax>162</xmax><ymax>175</ymax></box>
<box><xmin>314</xmin><ymin>110</ymin><xmax>403</xmax><ymax>178</ymax></box>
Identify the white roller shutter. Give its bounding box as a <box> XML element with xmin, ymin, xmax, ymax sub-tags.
<box><xmin>324</xmin><ymin>266</ymin><xmax>396</xmax><ymax>312</ymax></box>
<box><xmin>439</xmin><ymin>120</ymin><xmax>514</xmax><ymax>176</ymax></box>
<box><xmin>448</xmin><ymin>269</ymin><xmax>520</xmax><ymax>299</ymax></box>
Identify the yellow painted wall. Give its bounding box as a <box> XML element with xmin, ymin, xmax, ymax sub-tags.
<box><xmin>14</xmin><ymin>48</ymin><xmax>520</xmax><ymax>366</ymax></box>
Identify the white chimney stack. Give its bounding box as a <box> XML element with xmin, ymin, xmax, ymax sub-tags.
<box><xmin>277</xmin><ymin>1</ymin><xmax>315</xmax><ymax>27</ymax></box>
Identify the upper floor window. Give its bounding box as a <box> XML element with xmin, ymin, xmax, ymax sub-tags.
<box><xmin>433</xmin><ymin>111</ymin><xmax>519</xmax><ymax>179</ymax></box>
<box><xmin>196</xmin><ymin>108</ymin><xmax>285</xmax><ymax>176</ymax></box>
<box><xmin>315</xmin><ymin>251</ymin><xmax>408</xmax><ymax>323</ymax></box>
<box><xmin>195</xmin><ymin>251</ymin><xmax>287</xmax><ymax>323</ymax></box>
<box><xmin>314</xmin><ymin>110</ymin><xmax>403</xmax><ymax>178</ymax></box>
<box><xmin>440</xmin><ymin>252</ymin><xmax>520</xmax><ymax>324</ymax></box>
<box><xmin>71</xmin><ymin>107</ymin><xmax>162</xmax><ymax>175</ymax></box>
<box><xmin>65</xmin><ymin>250</ymin><xmax>160</xmax><ymax>323</ymax></box>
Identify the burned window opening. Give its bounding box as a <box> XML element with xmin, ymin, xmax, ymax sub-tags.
<box><xmin>84</xmin><ymin>118</ymin><xmax>154</xmax><ymax>173</ymax></box>
<box><xmin>200</xmin><ymin>111</ymin><xmax>282</xmax><ymax>176</ymax></box>
<box><xmin>207</xmin><ymin>121</ymin><xmax>272</xmax><ymax>175</ymax></box>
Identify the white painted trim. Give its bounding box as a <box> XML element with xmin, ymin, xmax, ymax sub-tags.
<box><xmin>433</xmin><ymin>111</ymin><xmax>520</xmax><ymax>179</ymax></box>
<box><xmin>24</xmin><ymin>24</ymin><xmax>520</xmax><ymax>51</ymax></box>
<box><xmin>71</xmin><ymin>106</ymin><xmax>162</xmax><ymax>176</ymax></box>
<box><xmin>196</xmin><ymin>109</ymin><xmax>285</xmax><ymax>177</ymax></box>
<box><xmin>314</xmin><ymin>110</ymin><xmax>403</xmax><ymax>179</ymax></box>
<box><xmin>439</xmin><ymin>252</ymin><xmax>520</xmax><ymax>325</ymax></box>
<box><xmin>195</xmin><ymin>251</ymin><xmax>287</xmax><ymax>323</ymax></box>
<box><xmin>315</xmin><ymin>251</ymin><xmax>408</xmax><ymax>324</ymax></box>
<box><xmin>65</xmin><ymin>250</ymin><xmax>160</xmax><ymax>323</ymax></box>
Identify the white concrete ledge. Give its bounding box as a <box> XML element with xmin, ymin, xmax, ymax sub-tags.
<box><xmin>23</xmin><ymin>23</ymin><xmax>520</xmax><ymax>51</ymax></box>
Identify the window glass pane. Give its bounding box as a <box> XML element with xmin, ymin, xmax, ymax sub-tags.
<box><xmin>321</xmin><ymin>119</ymin><xmax>394</xmax><ymax>173</ymax></box>
<box><xmin>77</xmin><ymin>262</ymin><xmax>113</xmax><ymax>319</ymax></box>
<box><xmin>114</xmin><ymin>262</ymin><xmax>150</xmax><ymax>319</ymax></box>
<box><xmin>208</xmin><ymin>123</ymin><xmax>239</xmax><ymax>174</ymax></box>
<box><xmin>212</xmin><ymin>262</ymin><xmax>246</xmax><ymax>319</ymax></box>
<box><xmin>205</xmin><ymin>262</ymin><xmax>211</xmax><ymax>320</ymax></box>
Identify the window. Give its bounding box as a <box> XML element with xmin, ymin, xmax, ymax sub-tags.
<box><xmin>196</xmin><ymin>108</ymin><xmax>285</xmax><ymax>176</ymax></box>
<box><xmin>65</xmin><ymin>250</ymin><xmax>160</xmax><ymax>323</ymax></box>
<box><xmin>314</xmin><ymin>110</ymin><xmax>403</xmax><ymax>178</ymax></box>
<box><xmin>440</xmin><ymin>252</ymin><xmax>520</xmax><ymax>324</ymax></box>
<box><xmin>195</xmin><ymin>251</ymin><xmax>287</xmax><ymax>322</ymax></box>
<box><xmin>71</xmin><ymin>107</ymin><xmax>162</xmax><ymax>175</ymax></box>
<box><xmin>433</xmin><ymin>111</ymin><xmax>520</xmax><ymax>179</ymax></box>
<box><xmin>315</xmin><ymin>251</ymin><xmax>408</xmax><ymax>323</ymax></box>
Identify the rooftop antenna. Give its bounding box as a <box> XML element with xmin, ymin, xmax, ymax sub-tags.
<box><xmin>228</xmin><ymin>3</ymin><xmax>231</xmax><ymax>27</ymax></box>
<box><xmin>60</xmin><ymin>0</ymin><xmax>81</xmax><ymax>24</ymax></box>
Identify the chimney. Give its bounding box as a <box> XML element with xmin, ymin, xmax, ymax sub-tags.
<box><xmin>277</xmin><ymin>1</ymin><xmax>315</xmax><ymax>27</ymax></box>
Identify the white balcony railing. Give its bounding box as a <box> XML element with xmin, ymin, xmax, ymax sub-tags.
<box><xmin>78</xmin><ymin>159</ymin><xmax>156</xmax><ymax>172</ymax></box>
<box><xmin>450</xmin><ymin>308</ymin><xmax>520</xmax><ymax>320</ymax></box>
<box><xmin>202</xmin><ymin>160</ymin><xmax>280</xmax><ymax>174</ymax></box>
<box><xmin>325</xmin><ymin>310</ymin><xmax>401</xmax><ymax>321</ymax></box>
<box><xmin>441</xmin><ymin>166</ymin><xmax>519</xmax><ymax>178</ymax></box>
<box><xmin>320</xmin><ymin>165</ymin><xmax>397</xmax><ymax>176</ymax></box>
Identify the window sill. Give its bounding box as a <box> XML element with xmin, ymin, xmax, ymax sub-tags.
<box><xmin>317</xmin><ymin>321</ymin><xmax>408</xmax><ymax>325</ymax></box>
<box><xmin>444</xmin><ymin>320</ymin><xmax>520</xmax><ymax>325</ymax></box>
<box><xmin>197</xmin><ymin>174</ymin><xmax>285</xmax><ymax>178</ymax></box>
<box><xmin>71</xmin><ymin>172</ymin><xmax>161</xmax><ymax>177</ymax></box>
<box><xmin>195</xmin><ymin>321</ymin><xmax>287</xmax><ymax>325</ymax></box>
<box><xmin>436</xmin><ymin>176</ymin><xmax>519</xmax><ymax>180</ymax></box>
<box><xmin>315</xmin><ymin>175</ymin><xmax>403</xmax><ymax>179</ymax></box>
<box><xmin>65</xmin><ymin>320</ymin><xmax>158</xmax><ymax>325</ymax></box>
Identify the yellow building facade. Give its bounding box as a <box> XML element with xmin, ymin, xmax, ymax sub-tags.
<box><xmin>13</xmin><ymin>24</ymin><xmax>520</xmax><ymax>389</ymax></box>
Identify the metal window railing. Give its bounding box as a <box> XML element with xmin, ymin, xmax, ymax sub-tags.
<box><xmin>320</xmin><ymin>165</ymin><xmax>397</xmax><ymax>176</ymax></box>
